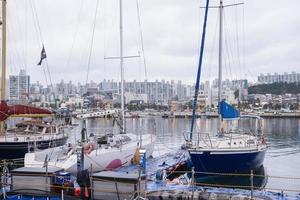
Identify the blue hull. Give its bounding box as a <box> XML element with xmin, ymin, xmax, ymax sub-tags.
<box><xmin>189</xmin><ymin>148</ymin><xmax>266</xmax><ymax>177</ymax></box>
<box><xmin>0</xmin><ymin>137</ymin><xmax>68</xmax><ymax>160</ymax></box>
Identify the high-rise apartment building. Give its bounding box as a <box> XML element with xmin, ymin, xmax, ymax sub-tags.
<box><xmin>258</xmin><ymin>72</ymin><xmax>300</xmax><ymax>84</ymax></box>
<box><xmin>9</xmin><ymin>69</ymin><xmax>30</xmax><ymax>101</ymax></box>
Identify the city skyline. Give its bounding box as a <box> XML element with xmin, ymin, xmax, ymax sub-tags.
<box><xmin>3</xmin><ymin>0</ymin><xmax>299</xmax><ymax>85</ymax></box>
<box><xmin>7</xmin><ymin>69</ymin><xmax>300</xmax><ymax>87</ymax></box>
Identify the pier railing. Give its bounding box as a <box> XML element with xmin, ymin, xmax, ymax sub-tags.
<box><xmin>1</xmin><ymin>163</ymin><xmax>300</xmax><ymax>199</ymax></box>
<box><xmin>165</xmin><ymin>167</ymin><xmax>300</xmax><ymax>199</ymax></box>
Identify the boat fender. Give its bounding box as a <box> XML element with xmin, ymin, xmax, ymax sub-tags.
<box><xmin>156</xmin><ymin>170</ymin><xmax>164</xmax><ymax>181</ymax></box>
<box><xmin>156</xmin><ymin>169</ymin><xmax>167</xmax><ymax>182</ymax></box>
<box><xmin>74</xmin><ymin>186</ymin><xmax>89</xmax><ymax>198</ymax></box>
<box><xmin>84</xmin><ymin>142</ymin><xmax>95</xmax><ymax>154</ymax></box>
<box><xmin>73</xmin><ymin>181</ymin><xmax>81</xmax><ymax>197</ymax></box>
<box><xmin>74</xmin><ymin>187</ymin><xmax>81</xmax><ymax>197</ymax></box>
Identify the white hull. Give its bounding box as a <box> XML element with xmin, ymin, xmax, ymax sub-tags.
<box><xmin>75</xmin><ymin>109</ymin><xmax>120</xmax><ymax>119</ymax></box>
<box><xmin>25</xmin><ymin>133</ymin><xmax>155</xmax><ymax>173</ymax></box>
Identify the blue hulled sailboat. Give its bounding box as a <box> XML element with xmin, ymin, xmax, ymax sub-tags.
<box><xmin>186</xmin><ymin>0</ymin><xmax>267</xmax><ymax>176</ymax></box>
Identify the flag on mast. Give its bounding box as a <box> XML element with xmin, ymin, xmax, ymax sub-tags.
<box><xmin>37</xmin><ymin>45</ymin><xmax>47</xmax><ymax>65</ymax></box>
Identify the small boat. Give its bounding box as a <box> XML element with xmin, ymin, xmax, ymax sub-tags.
<box><xmin>186</xmin><ymin>0</ymin><xmax>267</xmax><ymax>176</ymax></box>
<box><xmin>75</xmin><ymin>109</ymin><xmax>120</xmax><ymax>119</ymax></box>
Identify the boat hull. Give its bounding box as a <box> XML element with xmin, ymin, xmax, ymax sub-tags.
<box><xmin>188</xmin><ymin>148</ymin><xmax>266</xmax><ymax>177</ymax></box>
<box><xmin>0</xmin><ymin>136</ymin><xmax>68</xmax><ymax>160</ymax></box>
<box><xmin>25</xmin><ymin>134</ymin><xmax>156</xmax><ymax>173</ymax></box>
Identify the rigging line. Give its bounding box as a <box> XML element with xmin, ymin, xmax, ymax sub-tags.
<box><xmin>227</xmin><ymin>11</ymin><xmax>238</xmax><ymax>81</ymax></box>
<box><xmin>31</xmin><ymin>0</ymin><xmax>53</xmax><ymax>92</ymax></box>
<box><xmin>65</xmin><ymin>0</ymin><xmax>84</xmax><ymax>69</ymax></box>
<box><xmin>225</xmin><ymin>12</ymin><xmax>242</xmax><ymax>80</ymax></box>
<box><xmin>242</xmin><ymin>2</ymin><xmax>248</xmax><ymax>81</ymax></box>
<box><xmin>205</xmin><ymin>8</ymin><xmax>219</xmax><ymax>82</ymax></box>
<box><xmin>11</xmin><ymin>2</ymin><xmax>27</xmax><ymax>71</ymax></box>
<box><xmin>6</xmin><ymin>10</ymin><xmax>25</xmax><ymax>73</ymax></box>
<box><xmin>25</xmin><ymin>0</ymin><xmax>28</xmax><ymax>70</ymax></box>
<box><xmin>101</xmin><ymin>0</ymin><xmax>106</xmax><ymax>82</ymax></box>
<box><xmin>234</xmin><ymin>0</ymin><xmax>242</xmax><ymax>79</ymax></box>
<box><xmin>6</xmin><ymin>27</ymin><xmax>16</xmax><ymax>74</ymax></box>
<box><xmin>30</xmin><ymin>0</ymin><xmax>43</xmax><ymax>44</ymax></box>
<box><xmin>85</xmin><ymin>0</ymin><xmax>100</xmax><ymax>85</ymax></box>
<box><xmin>223</xmin><ymin>11</ymin><xmax>235</xmax><ymax>81</ymax></box>
<box><xmin>224</xmin><ymin>6</ymin><xmax>238</xmax><ymax>81</ymax></box>
<box><xmin>136</xmin><ymin>0</ymin><xmax>148</xmax><ymax>80</ymax></box>
<box><xmin>222</xmin><ymin>12</ymin><xmax>231</xmax><ymax>81</ymax></box>
<box><xmin>29</xmin><ymin>0</ymin><xmax>48</xmax><ymax>86</ymax></box>
<box><xmin>138</xmin><ymin>51</ymin><xmax>142</xmax><ymax>93</ymax></box>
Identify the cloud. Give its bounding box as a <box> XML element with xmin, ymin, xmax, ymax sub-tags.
<box><xmin>3</xmin><ymin>0</ymin><xmax>300</xmax><ymax>85</ymax></box>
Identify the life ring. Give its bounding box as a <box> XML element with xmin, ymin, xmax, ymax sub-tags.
<box><xmin>84</xmin><ymin>142</ymin><xmax>95</xmax><ymax>154</ymax></box>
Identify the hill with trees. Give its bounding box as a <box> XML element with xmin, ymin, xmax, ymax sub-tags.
<box><xmin>248</xmin><ymin>82</ymin><xmax>300</xmax><ymax>94</ymax></box>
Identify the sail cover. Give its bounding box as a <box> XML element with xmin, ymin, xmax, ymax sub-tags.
<box><xmin>0</xmin><ymin>101</ymin><xmax>52</xmax><ymax>121</ymax></box>
<box><xmin>219</xmin><ymin>100</ymin><xmax>240</xmax><ymax>119</ymax></box>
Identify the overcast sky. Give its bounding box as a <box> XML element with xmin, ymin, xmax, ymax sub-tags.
<box><xmin>3</xmin><ymin>0</ymin><xmax>300</xmax><ymax>85</ymax></box>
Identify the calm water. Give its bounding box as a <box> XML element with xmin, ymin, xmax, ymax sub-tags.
<box><xmin>74</xmin><ymin>117</ymin><xmax>300</xmax><ymax>192</ymax></box>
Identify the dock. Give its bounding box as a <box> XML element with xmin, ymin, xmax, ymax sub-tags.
<box><xmin>1</xmin><ymin>150</ymin><xmax>300</xmax><ymax>200</ymax></box>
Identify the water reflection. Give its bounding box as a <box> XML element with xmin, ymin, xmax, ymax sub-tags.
<box><xmin>76</xmin><ymin>117</ymin><xmax>300</xmax><ymax>191</ymax></box>
<box><xmin>195</xmin><ymin>165</ymin><xmax>267</xmax><ymax>190</ymax></box>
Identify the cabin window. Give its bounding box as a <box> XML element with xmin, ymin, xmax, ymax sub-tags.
<box><xmin>247</xmin><ymin>140</ymin><xmax>255</xmax><ymax>145</ymax></box>
<box><xmin>120</xmin><ymin>135</ymin><xmax>131</xmax><ymax>143</ymax></box>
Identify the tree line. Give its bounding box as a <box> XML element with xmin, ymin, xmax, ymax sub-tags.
<box><xmin>248</xmin><ymin>82</ymin><xmax>300</xmax><ymax>95</ymax></box>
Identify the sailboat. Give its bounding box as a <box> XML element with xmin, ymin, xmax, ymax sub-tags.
<box><xmin>25</xmin><ymin>0</ymin><xmax>155</xmax><ymax>172</ymax></box>
<box><xmin>0</xmin><ymin>1</ymin><xmax>68</xmax><ymax>160</ymax></box>
<box><xmin>186</xmin><ymin>0</ymin><xmax>267</xmax><ymax>176</ymax></box>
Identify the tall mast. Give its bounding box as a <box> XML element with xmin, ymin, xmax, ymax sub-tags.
<box><xmin>1</xmin><ymin>0</ymin><xmax>7</xmax><ymax>134</ymax></box>
<box><xmin>119</xmin><ymin>0</ymin><xmax>125</xmax><ymax>134</ymax></box>
<box><xmin>189</xmin><ymin>0</ymin><xmax>210</xmax><ymax>141</ymax></box>
<box><xmin>218</xmin><ymin>0</ymin><xmax>223</xmax><ymax>130</ymax></box>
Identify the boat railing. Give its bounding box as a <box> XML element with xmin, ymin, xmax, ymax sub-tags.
<box><xmin>185</xmin><ymin>130</ymin><xmax>264</xmax><ymax>149</ymax></box>
<box><xmin>1</xmin><ymin>165</ymin><xmax>299</xmax><ymax>198</ymax></box>
<box><xmin>1</xmin><ymin>129</ymin><xmax>67</xmax><ymax>143</ymax></box>
<box><xmin>183</xmin><ymin>131</ymin><xmax>213</xmax><ymax>148</ymax></box>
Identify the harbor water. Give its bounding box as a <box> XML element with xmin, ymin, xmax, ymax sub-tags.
<box><xmin>73</xmin><ymin>117</ymin><xmax>300</xmax><ymax>193</ymax></box>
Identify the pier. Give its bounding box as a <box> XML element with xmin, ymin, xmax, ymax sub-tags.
<box><xmin>1</xmin><ymin>150</ymin><xmax>300</xmax><ymax>200</ymax></box>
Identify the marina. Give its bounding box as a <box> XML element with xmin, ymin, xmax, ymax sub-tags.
<box><xmin>1</xmin><ymin>117</ymin><xmax>300</xmax><ymax>199</ymax></box>
<box><xmin>0</xmin><ymin>0</ymin><xmax>299</xmax><ymax>199</ymax></box>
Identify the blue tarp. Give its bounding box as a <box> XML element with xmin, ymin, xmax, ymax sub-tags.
<box><xmin>219</xmin><ymin>100</ymin><xmax>240</xmax><ymax>119</ymax></box>
<box><xmin>5</xmin><ymin>195</ymin><xmax>62</xmax><ymax>200</ymax></box>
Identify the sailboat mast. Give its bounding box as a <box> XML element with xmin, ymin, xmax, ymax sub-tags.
<box><xmin>1</xmin><ymin>0</ymin><xmax>7</xmax><ymax>134</ymax></box>
<box><xmin>119</xmin><ymin>0</ymin><xmax>125</xmax><ymax>133</ymax></box>
<box><xmin>1</xmin><ymin>0</ymin><xmax>6</xmax><ymax>101</ymax></box>
<box><xmin>189</xmin><ymin>0</ymin><xmax>210</xmax><ymax>141</ymax></box>
<box><xmin>218</xmin><ymin>0</ymin><xmax>223</xmax><ymax>129</ymax></box>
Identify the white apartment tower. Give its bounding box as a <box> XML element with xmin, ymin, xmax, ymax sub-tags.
<box><xmin>9</xmin><ymin>69</ymin><xmax>30</xmax><ymax>101</ymax></box>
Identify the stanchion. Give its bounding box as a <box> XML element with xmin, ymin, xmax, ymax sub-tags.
<box><xmin>61</xmin><ymin>189</ymin><xmax>64</xmax><ymax>200</ymax></box>
<box><xmin>250</xmin><ymin>170</ymin><xmax>253</xmax><ymax>199</ymax></box>
<box><xmin>191</xmin><ymin>167</ymin><xmax>195</xmax><ymax>199</ymax></box>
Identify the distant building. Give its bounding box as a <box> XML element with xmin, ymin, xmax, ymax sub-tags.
<box><xmin>124</xmin><ymin>92</ymin><xmax>148</xmax><ymax>104</ymax></box>
<box><xmin>258</xmin><ymin>72</ymin><xmax>300</xmax><ymax>84</ymax></box>
<box><xmin>9</xmin><ymin>69</ymin><xmax>30</xmax><ymax>102</ymax></box>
